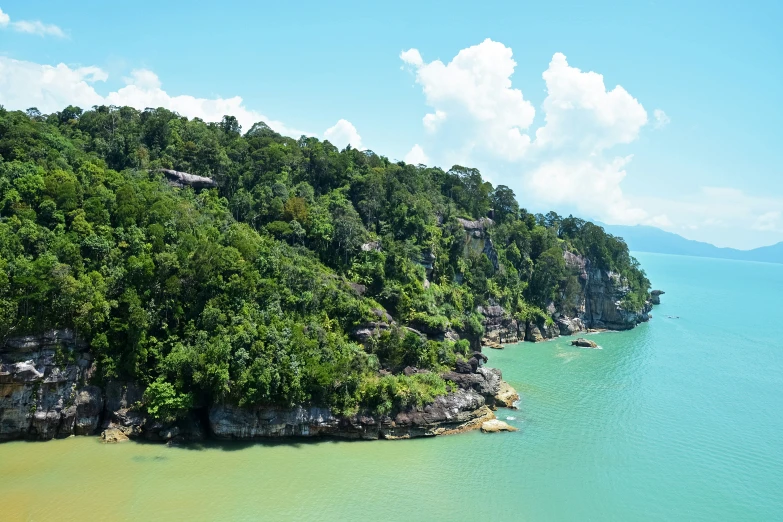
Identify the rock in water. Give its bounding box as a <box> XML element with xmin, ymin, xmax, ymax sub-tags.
<box><xmin>571</xmin><ymin>338</ymin><xmax>598</xmax><ymax>348</ymax></box>
<box><xmin>101</xmin><ymin>427</ymin><xmax>129</xmax><ymax>443</ymax></box>
<box><xmin>495</xmin><ymin>381</ymin><xmax>520</xmax><ymax>409</ymax></box>
<box><xmin>480</xmin><ymin>419</ymin><xmax>518</xmax><ymax>433</ymax></box>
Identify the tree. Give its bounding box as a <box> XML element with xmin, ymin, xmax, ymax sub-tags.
<box><xmin>490</xmin><ymin>185</ymin><xmax>518</xmax><ymax>223</ymax></box>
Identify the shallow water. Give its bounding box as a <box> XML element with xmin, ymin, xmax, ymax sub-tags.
<box><xmin>2</xmin><ymin>252</ymin><xmax>782</xmax><ymax>521</ymax></box>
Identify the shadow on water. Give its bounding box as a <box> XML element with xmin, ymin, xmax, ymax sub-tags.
<box><xmin>129</xmin><ymin>434</ymin><xmax>383</xmax><ymax>453</ymax></box>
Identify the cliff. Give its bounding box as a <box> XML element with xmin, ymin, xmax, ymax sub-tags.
<box><xmin>480</xmin><ymin>250</ymin><xmax>657</xmax><ymax>346</ymax></box>
<box><xmin>0</xmin><ymin>332</ymin><xmax>518</xmax><ymax>443</ymax></box>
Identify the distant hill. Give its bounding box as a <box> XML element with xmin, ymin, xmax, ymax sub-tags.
<box><xmin>598</xmin><ymin>224</ymin><xmax>783</xmax><ymax>265</ymax></box>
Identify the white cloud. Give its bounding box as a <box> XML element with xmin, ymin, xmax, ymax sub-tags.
<box><xmin>400</xmin><ymin>49</ymin><xmax>423</xmax><ymax>67</ymax></box>
<box><xmin>534</xmin><ymin>52</ymin><xmax>648</xmax><ymax>153</ymax></box>
<box><xmin>653</xmin><ymin>108</ymin><xmax>670</xmax><ymax>129</ymax></box>
<box><xmin>423</xmin><ymin>110</ymin><xmax>446</xmax><ymax>133</ymax></box>
<box><xmin>0</xmin><ymin>57</ymin><xmax>308</xmax><ymax>137</ymax></box>
<box><xmin>632</xmin><ymin>187</ymin><xmax>783</xmax><ymax>248</ymax></box>
<box><xmin>401</xmin><ymin>39</ymin><xmax>535</xmax><ymax>161</ymax></box>
<box><xmin>526</xmin><ymin>155</ymin><xmax>653</xmax><ymax>224</ymax></box>
<box><xmin>0</xmin><ymin>7</ymin><xmax>65</xmax><ymax>37</ymax></box>
<box><xmin>403</xmin><ymin>144</ymin><xmax>429</xmax><ymax>165</ymax></box>
<box><xmin>523</xmin><ymin>52</ymin><xmax>650</xmax><ymax>223</ymax></box>
<box><xmin>401</xmin><ymin>42</ymin><xmax>656</xmax><ymax>226</ymax></box>
<box><xmin>323</xmin><ymin>119</ymin><xmax>363</xmax><ymax>150</ymax></box>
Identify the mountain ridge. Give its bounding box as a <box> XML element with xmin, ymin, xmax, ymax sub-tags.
<box><xmin>598</xmin><ymin>223</ymin><xmax>783</xmax><ymax>265</ymax></box>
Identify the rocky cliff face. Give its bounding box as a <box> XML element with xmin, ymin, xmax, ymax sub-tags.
<box><xmin>457</xmin><ymin>217</ymin><xmax>499</xmax><ymax>270</ymax></box>
<box><xmin>1</xmin><ymin>332</ymin><xmax>517</xmax><ymax>443</ymax></box>
<box><xmin>479</xmin><ymin>251</ymin><xmax>657</xmax><ymax>345</ymax></box>
<box><xmin>573</xmin><ymin>253</ymin><xmax>653</xmax><ymax>331</ymax></box>
<box><xmin>0</xmin><ymin>330</ymin><xmax>102</xmax><ymax>441</ymax></box>
<box><xmin>209</xmin><ymin>366</ymin><xmax>517</xmax><ymax>440</ymax></box>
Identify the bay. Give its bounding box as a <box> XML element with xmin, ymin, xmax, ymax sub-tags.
<box><xmin>1</xmin><ymin>253</ymin><xmax>781</xmax><ymax>521</ymax></box>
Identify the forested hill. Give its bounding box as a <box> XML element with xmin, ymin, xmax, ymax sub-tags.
<box><xmin>0</xmin><ymin>105</ymin><xmax>650</xmax><ymax>418</ymax></box>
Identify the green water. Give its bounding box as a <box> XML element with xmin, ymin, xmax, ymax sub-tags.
<box><xmin>2</xmin><ymin>253</ymin><xmax>782</xmax><ymax>521</ymax></box>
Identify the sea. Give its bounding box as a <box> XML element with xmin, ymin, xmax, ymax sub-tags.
<box><xmin>1</xmin><ymin>252</ymin><xmax>781</xmax><ymax>521</ymax></box>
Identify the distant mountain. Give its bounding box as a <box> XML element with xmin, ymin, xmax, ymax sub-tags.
<box><xmin>598</xmin><ymin>224</ymin><xmax>783</xmax><ymax>265</ymax></box>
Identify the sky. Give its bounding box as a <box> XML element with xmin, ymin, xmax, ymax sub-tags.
<box><xmin>0</xmin><ymin>0</ymin><xmax>781</xmax><ymax>249</ymax></box>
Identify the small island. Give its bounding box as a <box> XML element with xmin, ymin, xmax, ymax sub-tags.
<box><xmin>0</xmin><ymin>106</ymin><xmax>659</xmax><ymax>443</ymax></box>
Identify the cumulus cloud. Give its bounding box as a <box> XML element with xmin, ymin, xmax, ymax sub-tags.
<box><xmin>0</xmin><ymin>7</ymin><xmax>65</xmax><ymax>37</ymax></box>
<box><xmin>403</xmin><ymin>144</ymin><xmax>429</xmax><ymax>165</ymax></box>
<box><xmin>526</xmin><ymin>155</ymin><xmax>650</xmax><ymax>224</ymax></box>
<box><xmin>653</xmin><ymin>109</ymin><xmax>670</xmax><ymax>129</ymax></box>
<box><xmin>423</xmin><ymin>110</ymin><xmax>447</xmax><ymax>133</ymax></box>
<box><xmin>401</xmin><ymin>39</ymin><xmax>535</xmax><ymax>161</ymax></box>
<box><xmin>0</xmin><ymin>56</ymin><xmax>309</xmax><ymax>137</ymax></box>
<box><xmin>535</xmin><ymin>52</ymin><xmax>647</xmax><ymax>152</ymax></box>
<box><xmin>401</xmin><ymin>41</ymin><xmax>659</xmax><ymax>226</ymax></box>
<box><xmin>324</xmin><ymin>119</ymin><xmax>363</xmax><ymax>150</ymax></box>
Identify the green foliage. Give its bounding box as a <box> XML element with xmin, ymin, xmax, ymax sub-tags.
<box><xmin>143</xmin><ymin>378</ymin><xmax>193</xmax><ymax>422</ymax></box>
<box><xmin>359</xmin><ymin>372</ymin><xmax>451</xmax><ymax>415</ymax></box>
<box><xmin>0</xmin><ymin>104</ymin><xmax>650</xmax><ymax>416</ymax></box>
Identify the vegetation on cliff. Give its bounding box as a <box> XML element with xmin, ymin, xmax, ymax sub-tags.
<box><xmin>0</xmin><ymin>105</ymin><xmax>650</xmax><ymax>417</ymax></box>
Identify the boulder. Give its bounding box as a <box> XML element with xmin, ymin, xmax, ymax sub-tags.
<box><xmin>525</xmin><ymin>323</ymin><xmax>544</xmax><ymax>342</ymax></box>
<box><xmin>571</xmin><ymin>338</ymin><xmax>598</xmax><ymax>348</ymax></box>
<box><xmin>556</xmin><ymin>317</ymin><xmax>586</xmax><ymax>336</ymax></box>
<box><xmin>159</xmin><ymin>168</ymin><xmax>217</xmax><ymax>189</ymax></box>
<box><xmin>101</xmin><ymin>427</ymin><xmax>129</xmax><ymax>443</ymax></box>
<box><xmin>494</xmin><ymin>381</ymin><xmax>520</xmax><ymax>409</ymax></box>
<box><xmin>480</xmin><ymin>419</ymin><xmax>518</xmax><ymax>433</ymax></box>
<box><xmin>442</xmin><ymin>367</ymin><xmax>502</xmax><ymax>398</ymax></box>
<box><xmin>455</xmin><ymin>360</ymin><xmax>474</xmax><ymax>374</ymax></box>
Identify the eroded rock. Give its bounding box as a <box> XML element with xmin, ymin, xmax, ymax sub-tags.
<box><xmin>480</xmin><ymin>419</ymin><xmax>518</xmax><ymax>433</ymax></box>
<box><xmin>571</xmin><ymin>338</ymin><xmax>598</xmax><ymax>348</ymax></box>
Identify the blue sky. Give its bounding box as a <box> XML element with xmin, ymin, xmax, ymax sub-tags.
<box><xmin>1</xmin><ymin>0</ymin><xmax>781</xmax><ymax>249</ymax></box>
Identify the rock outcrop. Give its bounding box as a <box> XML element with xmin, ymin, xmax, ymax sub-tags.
<box><xmin>0</xmin><ymin>330</ymin><xmax>102</xmax><ymax>441</ymax></box>
<box><xmin>571</xmin><ymin>338</ymin><xmax>598</xmax><ymax>348</ymax></box>
<box><xmin>480</xmin><ymin>419</ymin><xmax>518</xmax><ymax>433</ymax></box>
<box><xmin>209</xmin><ymin>387</ymin><xmax>490</xmax><ymax>440</ymax></box>
<box><xmin>478</xmin><ymin>304</ymin><xmax>522</xmax><ymax>345</ymax></box>
<box><xmin>457</xmin><ymin>217</ymin><xmax>499</xmax><ymax>270</ymax></box>
<box><xmin>2</xmin><ymin>330</ymin><xmax>519</xmax><ymax>444</ymax></box>
<box><xmin>208</xmin><ymin>360</ymin><xmax>520</xmax><ymax>441</ymax></box>
<box><xmin>474</xmin><ymin>250</ymin><xmax>660</xmax><ymax>347</ymax></box>
<box><xmin>158</xmin><ymin>168</ymin><xmax>217</xmax><ymax>189</ymax></box>
<box><xmin>562</xmin><ymin>251</ymin><xmax>656</xmax><ymax>331</ymax></box>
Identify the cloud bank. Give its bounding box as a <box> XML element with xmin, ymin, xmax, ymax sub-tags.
<box><xmin>0</xmin><ymin>56</ymin><xmax>361</xmax><ymax>145</ymax></box>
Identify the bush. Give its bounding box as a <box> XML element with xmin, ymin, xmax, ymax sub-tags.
<box><xmin>143</xmin><ymin>378</ymin><xmax>193</xmax><ymax>422</ymax></box>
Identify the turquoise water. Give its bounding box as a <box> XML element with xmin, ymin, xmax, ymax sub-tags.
<box><xmin>1</xmin><ymin>253</ymin><xmax>782</xmax><ymax>521</ymax></box>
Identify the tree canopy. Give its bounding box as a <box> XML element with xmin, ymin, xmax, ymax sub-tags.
<box><xmin>0</xmin><ymin>104</ymin><xmax>650</xmax><ymax>416</ymax></box>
